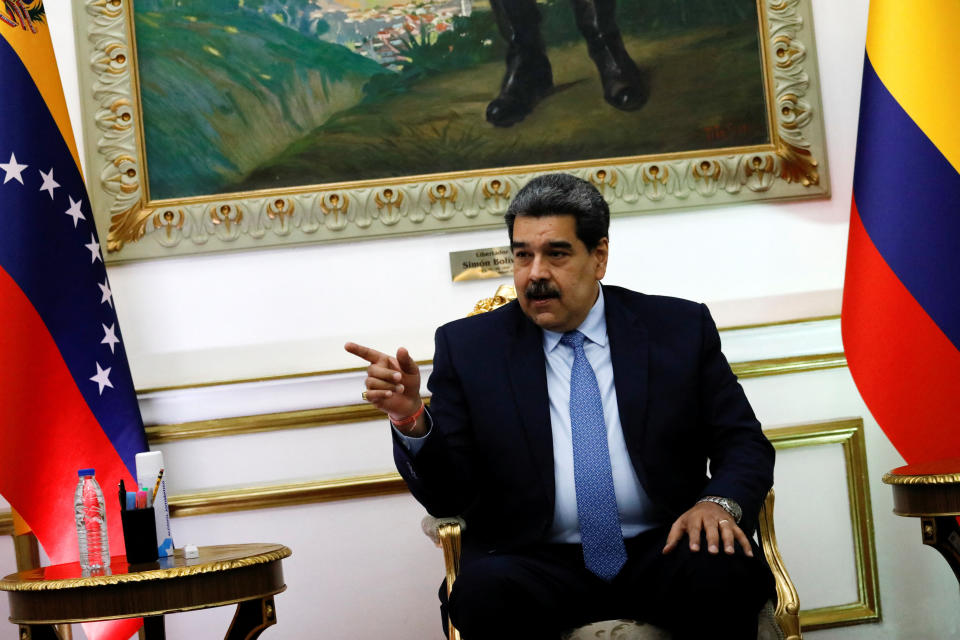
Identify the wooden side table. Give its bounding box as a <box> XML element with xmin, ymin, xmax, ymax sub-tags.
<box><xmin>0</xmin><ymin>543</ymin><xmax>291</xmax><ymax>640</ymax></box>
<box><xmin>883</xmin><ymin>459</ymin><xmax>960</xmax><ymax>586</ymax></box>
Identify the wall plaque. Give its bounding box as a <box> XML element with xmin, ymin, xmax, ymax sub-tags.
<box><xmin>450</xmin><ymin>246</ymin><xmax>514</xmax><ymax>282</ymax></box>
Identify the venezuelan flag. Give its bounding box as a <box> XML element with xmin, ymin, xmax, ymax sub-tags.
<box><xmin>842</xmin><ymin>1</ymin><xmax>960</xmax><ymax>464</ymax></box>
<box><xmin>1</xmin><ymin>3</ymin><xmax>146</xmax><ymax>638</ymax></box>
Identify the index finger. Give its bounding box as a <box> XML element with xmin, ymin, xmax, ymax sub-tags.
<box><xmin>344</xmin><ymin>342</ymin><xmax>389</xmax><ymax>365</ymax></box>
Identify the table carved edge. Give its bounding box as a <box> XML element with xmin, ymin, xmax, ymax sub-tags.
<box><xmin>2</xmin><ymin>544</ymin><xmax>291</xmax><ymax>640</ymax></box>
<box><xmin>884</xmin><ymin>466</ymin><xmax>960</xmax><ymax>587</ymax></box>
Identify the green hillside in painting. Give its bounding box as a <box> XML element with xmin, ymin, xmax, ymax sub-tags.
<box><xmin>136</xmin><ymin>0</ymin><xmax>766</xmax><ymax>199</ymax></box>
<box><xmin>135</xmin><ymin>7</ymin><xmax>386</xmax><ymax>199</ymax></box>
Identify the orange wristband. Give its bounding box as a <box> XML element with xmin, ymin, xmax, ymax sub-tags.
<box><xmin>391</xmin><ymin>402</ymin><xmax>425</xmax><ymax>429</ymax></box>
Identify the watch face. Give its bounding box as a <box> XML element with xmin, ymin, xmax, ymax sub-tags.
<box><xmin>723</xmin><ymin>499</ymin><xmax>742</xmax><ymax>521</ymax></box>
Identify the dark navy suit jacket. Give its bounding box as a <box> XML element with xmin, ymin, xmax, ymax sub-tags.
<box><xmin>394</xmin><ymin>285</ymin><xmax>775</xmax><ymax>552</ymax></box>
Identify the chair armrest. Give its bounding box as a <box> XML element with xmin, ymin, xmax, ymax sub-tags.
<box><xmin>421</xmin><ymin>515</ymin><xmax>466</xmax><ymax>546</ymax></box>
<box><xmin>758</xmin><ymin>489</ymin><xmax>801</xmax><ymax>640</ymax></box>
<box><xmin>422</xmin><ymin>515</ymin><xmax>465</xmax><ymax>640</ymax></box>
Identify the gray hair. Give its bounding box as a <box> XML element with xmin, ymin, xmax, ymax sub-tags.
<box><xmin>505</xmin><ymin>173</ymin><xmax>610</xmax><ymax>250</ymax></box>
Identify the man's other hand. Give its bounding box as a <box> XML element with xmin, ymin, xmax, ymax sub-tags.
<box><xmin>662</xmin><ymin>501</ymin><xmax>753</xmax><ymax>557</ymax></box>
<box><xmin>344</xmin><ymin>342</ymin><xmax>426</xmax><ymax>436</ymax></box>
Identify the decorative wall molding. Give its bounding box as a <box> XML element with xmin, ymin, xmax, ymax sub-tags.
<box><xmin>768</xmin><ymin>418</ymin><xmax>880</xmax><ymax>630</ymax></box>
<box><xmin>734</xmin><ymin>352</ymin><xmax>846</xmax><ymax>379</ymax></box>
<box><xmin>145</xmin><ymin>403</ymin><xmax>380</xmax><ymax>444</ymax></box>
<box><xmin>74</xmin><ymin>0</ymin><xmax>829</xmax><ymax>261</ymax></box>
<box><xmin>143</xmin><ymin>351</ymin><xmax>847</xmax><ymax>443</ymax></box>
<box><xmin>167</xmin><ymin>473</ymin><xmax>407</xmax><ymax>518</ymax></box>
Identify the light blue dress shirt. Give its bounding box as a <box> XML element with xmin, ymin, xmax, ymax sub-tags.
<box><xmin>542</xmin><ymin>288</ymin><xmax>663</xmax><ymax>542</ymax></box>
<box><xmin>396</xmin><ymin>287</ymin><xmax>665</xmax><ymax>542</ymax></box>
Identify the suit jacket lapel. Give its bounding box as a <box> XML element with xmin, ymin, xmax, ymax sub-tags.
<box><xmin>605</xmin><ymin>289</ymin><xmax>650</xmax><ymax>485</ymax></box>
<box><xmin>505</xmin><ymin>305</ymin><xmax>556</xmax><ymax>511</ymax></box>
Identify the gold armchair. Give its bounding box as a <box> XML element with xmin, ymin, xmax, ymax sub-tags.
<box><xmin>422</xmin><ymin>286</ymin><xmax>801</xmax><ymax>639</ymax></box>
<box><xmin>423</xmin><ymin>489</ymin><xmax>801</xmax><ymax>640</ymax></box>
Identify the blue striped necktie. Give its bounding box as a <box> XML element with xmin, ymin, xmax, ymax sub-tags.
<box><xmin>560</xmin><ymin>330</ymin><xmax>627</xmax><ymax>581</ymax></box>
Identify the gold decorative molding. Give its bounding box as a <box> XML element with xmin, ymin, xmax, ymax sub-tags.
<box><xmin>0</xmin><ymin>544</ymin><xmax>290</xmax><ymax>592</ymax></box>
<box><xmin>733</xmin><ymin>352</ymin><xmax>846</xmax><ymax>379</ymax></box>
<box><xmin>0</xmin><ymin>474</ymin><xmax>406</xmax><ymax>532</ymax></box>
<box><xmin>142</xmin><ymin>351</ymin><xmax>845</xmax><ymax>444</ymax></box>
<box><xmin>166</xmin><ymin>473</ymin><xmax>407</xmax><ymax>518</ymax></box>
<box><xmin>467</xmin><ymin>284</ymin><xmax>517</xmax><ymax>316</ymax></box>
<box><xmin>134</xmin><ymin>314</ymin><xmax>840</xmax><ymax>395</ymax></box>
<box><xmin>882</xmin><ymin>471</ymin><xmax>960</xmax><ymax>486</ymax></box>
<box><xmin>145</xmin><ymin>403</ymin><xmax>383</xmax><ymax>443</ymax></box>
<box><xmin>722</xmin><ymin>313</ymin><xmax>839</xmax><ymax>332</ymax></box>
<box><xmin>75</xmin><ymin>0</ymin><xmax>828</xmax><ymax>261</ymax></box>
<box><xmin>766</xmin><ymin>418</ymin><xmax>881</xmax><ymax>630</ymax></box>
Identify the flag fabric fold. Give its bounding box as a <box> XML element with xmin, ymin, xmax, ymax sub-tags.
<box><xmin>842</xmin><ymin>1</ymin><xmax>960</xmax><ymax>464</ymax></box>
<box><xmin>1</xmin><ymin>3</ymin><xmax>147</xmax><ymax>638</ymax></box>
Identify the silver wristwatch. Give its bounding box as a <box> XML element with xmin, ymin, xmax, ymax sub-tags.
<box><xmin>697</xmin><ymin>496</ymin><xmax>742</xmax><ymax>523</ymax></box>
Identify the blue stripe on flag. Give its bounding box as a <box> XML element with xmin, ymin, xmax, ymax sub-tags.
<box><xmin>0</xmin><ymin>36</ymin><xmax>145</xmax><ymax>474</ymax></box>
<box><xmin>853</xmin><ymin>54</ymin><xmax>960</xmax><ymax>351</ymax></box>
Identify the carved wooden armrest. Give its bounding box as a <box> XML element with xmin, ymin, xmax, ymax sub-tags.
<box><xmin>758</xmin><ymin>489</ymin><xmax>801</xmax><ymax>640</ymax></box>
<box><xmin>421</xmin><ymin>515</ymin><xmax>465</xmax><ymax>640</ymax></box>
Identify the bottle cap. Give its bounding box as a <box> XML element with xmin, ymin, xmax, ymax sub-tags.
<box><xmin>78</xmin><ymin>468</ymin><xmax>95</xmax><ymax>476</ymax></box>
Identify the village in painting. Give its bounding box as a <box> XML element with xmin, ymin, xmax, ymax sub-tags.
<box><xmin>134</xmin><ymin>0</ymin><xmax>768</xmax><ymax>199</ymax></box>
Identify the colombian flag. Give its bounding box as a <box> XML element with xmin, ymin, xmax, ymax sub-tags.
<box><xmin>1</xmin><ymin>2</ymin><xmax>146</xmax><ymax>638</ymax></box>
<box><xmin>842</xmin><ymin>2</ymin><xmax>960</xmax><ymax>464</ymax></box>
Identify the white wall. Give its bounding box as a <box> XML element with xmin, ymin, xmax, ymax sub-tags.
<box><xmin>4</xmin><ymin>0</ymin><xmax>957</xmax><ymax>639</ymax></box>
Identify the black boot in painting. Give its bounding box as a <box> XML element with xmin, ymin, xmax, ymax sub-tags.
<box><xmin>486</xmin><ymin>0</ymin><xmax>554</xmax><ymax>127</ymax></box>
<box><xmin>571</xmin><ymin>0</ymin><xmax>648</xmax><ymax>111</ymax></box>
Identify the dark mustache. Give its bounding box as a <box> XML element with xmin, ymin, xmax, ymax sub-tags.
<box><xmin>526</xmin><ymin>281</ymin><xmax>560</xmax><ymax>300</ymax></box>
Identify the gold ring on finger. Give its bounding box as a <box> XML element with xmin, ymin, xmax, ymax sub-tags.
<box><xmin>718</xmin><ymin>519</ymin><xmax>730</xmax><ymax>525</ymax></box>
<box><xmin>362</xmin><ymin>390</ymin><xmax>368</xmax><ymax>401</ymax></box>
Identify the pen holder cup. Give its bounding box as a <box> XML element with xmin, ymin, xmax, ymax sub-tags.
<box><xmin>120</xmin><ymin>507</ymin><xmax>158</xmax><ymax>564</ymax></box>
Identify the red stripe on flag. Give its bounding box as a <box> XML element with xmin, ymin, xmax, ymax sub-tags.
<box><xmin>842</xmin><ymin>199</ymin><xmax>960</xmax><ymax>463</ymax></box>
<box><xmin>0</xmin><ymin>267</ymin><xmax>134</xmax><ymax>562</ymax></box>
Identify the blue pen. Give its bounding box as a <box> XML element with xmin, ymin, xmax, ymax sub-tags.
<box><xmin>125</xmin><ymin>491</ymin><xmax>136</xmax><ymax>511</ymax></box>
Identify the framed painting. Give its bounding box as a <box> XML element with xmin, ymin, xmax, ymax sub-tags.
<box><xmin>73</xmin><ymin>0</ymin><xmax>829</xmax><ymax>262</ymax></box>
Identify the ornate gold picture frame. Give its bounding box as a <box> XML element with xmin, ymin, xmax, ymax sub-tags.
<box><xmin>73</xmin><ymin>0</ymin><xmax>829</xmax><ymax>262</ymax></box>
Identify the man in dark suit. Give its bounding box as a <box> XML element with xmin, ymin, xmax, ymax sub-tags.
<box><xmin>346</xmin><ymin>173</ymin><xmax>774</xmax><ymax>639</ymax></box>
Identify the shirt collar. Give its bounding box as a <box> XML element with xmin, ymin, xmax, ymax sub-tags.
<box><xmin>543</xmin><ymin>285</ymin><xmax>608</xmax><ymax>352</ymax></box>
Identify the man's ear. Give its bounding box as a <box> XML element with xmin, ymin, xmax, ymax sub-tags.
<box><xmin>593</xmin><ymin>237</ymin><xmax>609</xmax><ymax>279</ymax></box>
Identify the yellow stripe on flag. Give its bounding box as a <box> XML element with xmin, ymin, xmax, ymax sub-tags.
<box><xmin>1</xmin><ymin>6</ymin><xmax>83</xmax><ymax>173</ymax></box>
<box><xmin>12</xmin><ymin>509</ymin><xmax>31</xmax><ymax>537</ymax></box>
<box><xmin>865</xmin><ymin>1</ymin><xmax>960</xmax><ymax>175</ymax></box>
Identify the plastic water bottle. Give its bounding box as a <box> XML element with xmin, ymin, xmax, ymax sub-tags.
<box><xmin>75</xmin><ymin>468</ymin><xmax>110</xmax><ymax>571</ymax></box>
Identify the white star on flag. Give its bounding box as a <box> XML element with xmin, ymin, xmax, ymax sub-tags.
<box><xmin>65</xmin><ymin>196</ymin><xmax>85</xmax><ymax>227</ymax></box>
<box><xmin>1</xmin><ymin>152</ymin><xmax>28</xmax><ymax>185</ymax></box>
<box><xmin>39</xmin><ymin>168</ymin><xmax>60</xmax><ymax>199</ymax></box>
<box><xmin>85</xmin><ymin>234</ymin><xmax>102</xmax><ymax>264</ymax></box>
<box><xmin>90</xmin><ymin>362</ymin><xmax>114</xmax><ymax>395</ymax></box>
<box><xmin>98</xmin><ymin>279</ymin><xmax>113</xmax><ymax>308</ymax></box>
<box><xmin>101</xmin><ymin>323</ymin><xmax>120</xmax><ymax>353</ymax></box>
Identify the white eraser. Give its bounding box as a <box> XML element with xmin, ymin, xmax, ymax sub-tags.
<box><xmin>184</xmin><ymin>544</ymin><xmax>199</xmax><ymax>559</ymax></box>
